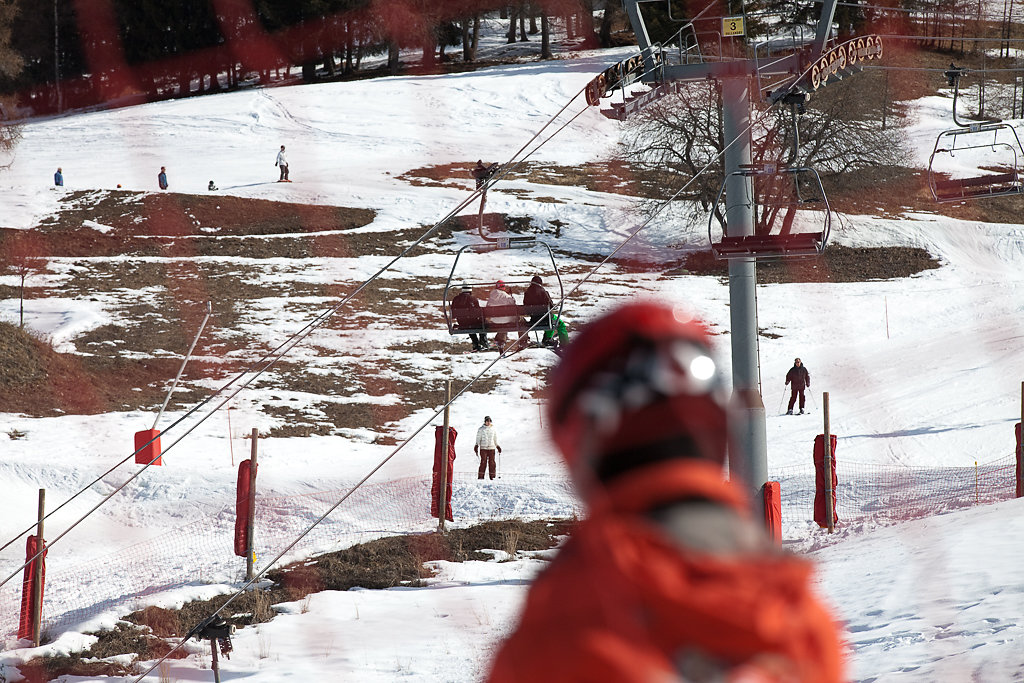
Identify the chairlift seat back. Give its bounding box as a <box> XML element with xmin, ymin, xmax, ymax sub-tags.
<box><xmin>713</xmin><ymin>233</ymin><xmax>825</xmax><ymax>259</ymax></box>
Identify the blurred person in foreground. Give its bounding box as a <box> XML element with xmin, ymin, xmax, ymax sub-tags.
<box><xmin>487</xmin><ymin>301</ymin><xmax>845</xmax><ymax>683</ymax></box>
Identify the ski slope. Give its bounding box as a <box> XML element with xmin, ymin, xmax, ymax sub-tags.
<box><xmin>1</xmin><ymin>29</ymin><xmax>1024</xmax><ymax>682</ymax></box>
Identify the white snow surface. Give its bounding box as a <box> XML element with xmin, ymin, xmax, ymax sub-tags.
<box><xmin>0</xmin><ymin>32</ymin><xmax>1023</xmax><ymax>683</ymax></box>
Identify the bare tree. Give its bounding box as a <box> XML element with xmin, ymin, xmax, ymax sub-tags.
<box><xmin>619</xmin><ymin>74</ymin><xmax>910</xmax><ymax>232</ymax></box>
<box><xmin>3</xmin><ymin>230</ymin><xmax>43</xmax><ymax>329</ymax></box>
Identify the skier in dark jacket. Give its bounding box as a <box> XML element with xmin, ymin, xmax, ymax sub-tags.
<box><xmin>785</xmin><ymin>358</ymin><xmax>811</xmax><ymax>414</ymax></box>
<box><xmin>523</xmin><ymin>275</ymin><xmax>554</xmax><ymax>329</ymax></box>
<box><xmin>471</xmin><ymin>160</ymin><xmax>498</xmax><ymax>189</ymax></box>
<box><xmin>54</xmin><ymin>168</ymin><xmax>63</xmax><ymax>186</ymax></box>
<box><xmin>158</xmin><ymin>166</ymin><xmax>168</xmax><ymax>190</ymax></box>
<box><xmin>451</xmin><ymin>285</ymin><xmax>488</xmax><ymax>351</ymax></box>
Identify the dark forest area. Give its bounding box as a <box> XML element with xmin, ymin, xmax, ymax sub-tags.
<box><xmin>0</xmin><ymin>0</ymin><xmax>628</xmax><ymax>117</ymax></box>
<box><xmin>0</xmin><ymin>0</ymin><xmax>1015</xmax><ymax>128</ymax></box>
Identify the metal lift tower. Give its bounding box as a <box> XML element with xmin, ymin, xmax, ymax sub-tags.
<box><xmin>619</xmin><ymin>0</ymin><xmax>842</xmax><ymax>516</ymax></box>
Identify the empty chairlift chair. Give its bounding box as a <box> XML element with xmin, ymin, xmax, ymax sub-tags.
<box><xmin>708</xmin><ymin>164</ymin><xmax>832</xmax><ymax>260</ymax></box>
<box><xmin>927</xmin><ymin>64</ymin><xmax>1024</xmax><ymax>203</ymax></box>
<box><xmin>927</xmin><ymin>123</ymin><xmax>1024</xmax><ymax>202</ymax></box>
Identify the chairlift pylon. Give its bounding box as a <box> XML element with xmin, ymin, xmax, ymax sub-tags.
<box><xmin>927</xmin><ymin>65</ymin><xmax>1024</xmax><ymax>202</ymax></box>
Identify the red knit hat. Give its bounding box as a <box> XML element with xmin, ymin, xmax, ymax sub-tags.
<box><xmin>547</xmin><ymin>301</ymin><xmax>728</xmax><ymax>486</ymax></box>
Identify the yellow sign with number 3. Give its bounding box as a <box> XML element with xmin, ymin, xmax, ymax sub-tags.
<box><xmin>723</xmin><ymin>17</ymin><xmax>745</xmax><ymax>36</ymax></box>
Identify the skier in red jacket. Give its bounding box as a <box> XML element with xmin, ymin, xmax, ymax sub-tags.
<box><xmin>487</xmin><ymin>301</ymin><xmax>845</xmax><ymax>683</ymax></box>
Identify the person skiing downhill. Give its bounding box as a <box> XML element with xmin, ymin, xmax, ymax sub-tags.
<box><xmin>786</xmin><ymin>357</ymin><xmax>811</xmax><ymax>414</ymax></box>
<box><xmin>487</xmin><ymin>301</ymin><xmax>845</xmax><ymax>683</ymax></box>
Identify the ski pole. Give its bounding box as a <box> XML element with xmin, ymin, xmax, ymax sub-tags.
<box><xmin>778</xmin><ymin>386</ymin><xmax>787</xmax><ymax>414</ymax></box>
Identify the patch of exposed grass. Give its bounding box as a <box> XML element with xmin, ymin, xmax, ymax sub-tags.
<box><xmin>674</xmin><ymin>245</ymin><xmax>940</xmax><ymax>283</ymax></box>
<box><xmin>0</xmin><ymin>321</ymin><xmax>47</xmax><ymax>386</ymax></box>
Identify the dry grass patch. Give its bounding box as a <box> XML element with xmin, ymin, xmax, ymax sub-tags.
<box><xmin>0</xmin><ymin>322</ymin><xmax>180</xmax><ymax>415</ymax></box>
<box><xmin>400</xmin><ymin>160</ymin><xmax>673</xmax><ymax>199</ymax></box>
<box><xmin>675</xmin><ymin>245</ymin><xmax>940</xmax><ymax>283</ymax></box>
<box><xmin>0</xmin><ymin>321</ymin><xmax>47</xmax><ymax>386</ymax></box>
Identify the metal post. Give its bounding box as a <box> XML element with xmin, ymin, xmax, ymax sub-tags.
<box><xmin>227</xmin><ymin>407</ymin><xmax>235</xmax><ymax>467</ymax></box>
<box><xmin>823</xmin><ymin>392</ymin><xmax>834</xmax><ymax>533</ymax></box>
<box><xmin>246</xmin><ymin>428</ymin><xmax>258</xmax><ymax>582</ymax></box>
<box><xmin>210</xmin><ymin>637</ymin><xmax>221</xmax><ymax>683</ymax></box>
<box><xmin>438</xmin><ymin>381</ymin><xmax>452</xmax><ymax>532</ymax></box>
<box><xmin>54</xmin><ymin>0</ymin><xmax>61</xmax><ymax>113</ymax></box>
<box><xmin>722</xmin><ymin>76</ymin><xmax>768</xmax><ymax>518</ymax></box>
<box><xmin>622</xmin><ymin>0</ymin><xmax>657</xmax><ymax>74</ymax></box>
<box><xmin>32</xmin><ymin>489</ymin><xmax>45</xmax><ymax>647</ymax></box>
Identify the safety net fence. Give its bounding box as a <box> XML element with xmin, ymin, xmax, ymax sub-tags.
<box><xmin>770</xmin><ymin>453</ymin><xmax>1017</xmax><ymax>527</ymax></box>
<box><xmin>1</xmin><ymin>456</ymin><xmax>1017</xmax><ymax>641</ymax></box>
<box><xmin>0</xmin><ymin>473</ymin><xmax>580</xmax><ymax>640</ymax></box>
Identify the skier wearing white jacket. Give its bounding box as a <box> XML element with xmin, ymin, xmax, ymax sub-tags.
<box><xmin>275</xmin><ymin>145</ymin><xmax>290</xmax><ymax>182</ymax></box>
<box><xmin>475</xmin><ymin>416</ymin><xmax>502</xmax><ymax>480</ymax></box>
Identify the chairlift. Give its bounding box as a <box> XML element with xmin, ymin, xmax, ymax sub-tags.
<box><xmin>926</xmin><ymin>65</ymin><xmax>1024</xmax><ymax>202</ymax></box>
<box><xmin>708</xmin><ymin>163</ymin><xmax>832</xmax><ymax>259</ymax></box>
<box><xmin>442</xmin><ymin>237</ymin><xmax>564</xmax><ymax>338</ymax></box>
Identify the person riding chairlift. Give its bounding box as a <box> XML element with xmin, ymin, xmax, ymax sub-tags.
<box><xmin>451</xmin><ymin>285</ymin><xmax>489</xmax><ymax>351</ymax></box>
<box><xmin>472</xmin><ymin>160</ymin><xmax>498</xmax><ymax>190</ymax></box>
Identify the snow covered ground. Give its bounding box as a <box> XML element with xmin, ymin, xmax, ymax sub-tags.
<box><xmin>1</xmin><ymin>21</ymin><xmax>1024</xmax><ymax>682</ymax></box>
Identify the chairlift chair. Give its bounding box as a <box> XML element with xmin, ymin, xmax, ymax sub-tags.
<box><xmin>927</xmin><ymin>124</ymin><xmax>1024</xmax><ymax>202</ymax></box>
<box><xmin>708</xmin><ymin>164</ymin><xmax>832</xmax><ymax>259</ymax></box>
<box><xmin>926</xmin><ymin>64</ymin><xmax>1024</xmax><ymax>202</ymax></box>
<box><xmin>442</xmin><ymin>237</ymin><xmax>564</xmax><ymax>338</ymax></box>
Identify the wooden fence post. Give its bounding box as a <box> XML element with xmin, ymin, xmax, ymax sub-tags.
<box><xmin>438</xmin><ymin>381</ymin><xmax>452</xmax><ymax>533</ymax></box>
<box><xmin>246</xmin><ymin>428</ymin><xmax>258</xmax><ymax>582</ymax></box>
<box><xmin>32</xmin><ymin>488</ymin><xmax>45</xmax><ymax>647</ymax></box>
<box><xmin>823</xmin><ymin>392</ymin><xmax>834</xmax><ymax>534</ymax></box>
